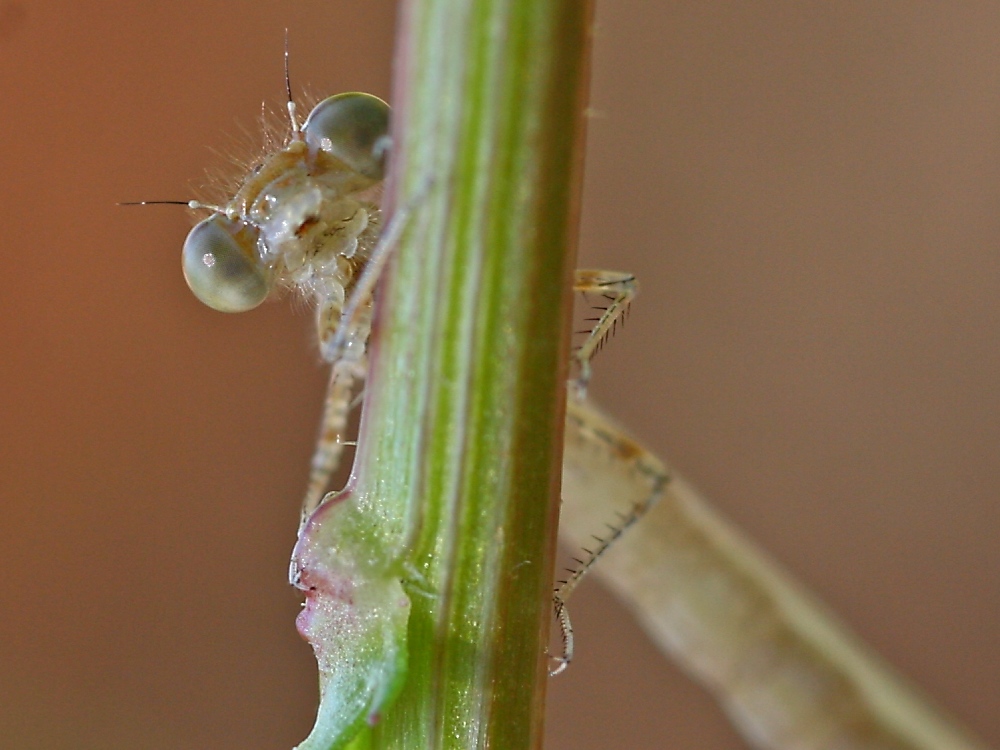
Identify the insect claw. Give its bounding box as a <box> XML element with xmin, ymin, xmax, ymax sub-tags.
<box><xmin>548</xmin><ymin>656</ymin><xmax>570</xmax><ymax>677</ymax></box>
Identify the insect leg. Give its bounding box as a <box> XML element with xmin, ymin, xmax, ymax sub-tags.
<box><xmin>550</xmin><ymin>269</ymin><xmax>664</xmax><ymax>674</ymax></box>
<box><xmin>300</xmin><ymin>184</ymin><xmax>431</xmax><ymax>524</ymax></box>
<box><xmin>323</xmin><ymin>179</ymin><xmax>432</xmax><ymax>363</ymax></box>
<box><xmin>300</xmin><ymin>367</ymin><xmax>359</xmax><ymax>523</ymax></box>
<box><xmin>571</xmin><ymin>269</ymin><xmax>637</xmax><ymax>398</ymax></box>
<box><xmin>300</xmin><ymin>300</ymin><xmax>374</xmax><ymax>526</ymax></box>
<box><xmin>551</xmin><ymin>397</ymin><xmax>669</xmax><ymax>675</ymax></box>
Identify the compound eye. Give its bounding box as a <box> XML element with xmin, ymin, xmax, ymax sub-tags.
<box><xmin>303</xmin><ymin>92</ymin><xmax>390</xmax><ymax>180</ymax></box>
<box><xmin>182</xmin><ymin>215</ymin><xmax>269</xmax><ymax>313</ymax></box>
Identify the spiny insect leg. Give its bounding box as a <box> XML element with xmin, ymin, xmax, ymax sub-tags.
<box><xmin>300</xmin><ymin>365</ymin><xmax>360</xmax><ymax>525</ymax></box>
<box><xmin>571</xmin><ymin>269</ymin><xmax>637</xmax><ymax>399</ymax></box>
<box><xmin>300</xmin><ymin>300</ymin><xmax>374</xmax><ymax>527</ymax></box>
<box><xmin>551</xmin><ymin>399</ymin><xmax>669</xmax><ymax>674</ymax></box>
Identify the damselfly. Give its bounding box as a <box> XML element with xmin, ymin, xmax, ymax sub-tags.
<box><xmin>153</xmin><ymin>84</ymin><xmax>987</xmax><ymax>750</ymax></box>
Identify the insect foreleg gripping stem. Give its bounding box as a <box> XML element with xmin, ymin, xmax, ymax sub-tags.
<box><xmin>324</xmin><ymin>178</ymin><xmax>435</xmax><ymax>363</ymax></box>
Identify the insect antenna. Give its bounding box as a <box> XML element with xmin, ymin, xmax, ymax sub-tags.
<box><xmin>284</xmin><ymin>28</ymin><xmax>300</xmax><ymax>139</ymax></box>
<box><xmin>118</xmin><ymin>200</ymin><xmax>222</xmax><ymax>212</ymax></box>
<box><xmin>118</xmin><ymin>200</ymin><xmax>191</xmax><ymax>207</ymax></box>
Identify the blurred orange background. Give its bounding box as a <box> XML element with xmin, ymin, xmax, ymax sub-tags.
<box><xmin>0</xmin><ymin>1</ymin><xmax>996</xmax><ymax>748</ymax></box>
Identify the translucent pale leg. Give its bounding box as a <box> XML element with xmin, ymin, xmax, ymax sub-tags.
<box><xmin>300</xmin><ymin>365</ymin><xmax>360</xmax><ymax>522</ymax></box>
<box><xmin>299</xmin><ymin>184</ymin><xmax>434</xmax><ymax>525</ymax></box>
<box><xmin>570</xmin><ymin>269</ymin><xmax>637</xmax><ymax>398</ymax></box>
<box><xmin>550</xmin><ymin>269</ymin><xmax>646</xmax><ymax>675</ymax></box>
<box><xmin>559</xmin><ymin>397</ymin><xmax>988</xmax><ymax>750</ymax></box>
<box><xmin>300</xmin><ymin>301</ymin><xmax>374</xmax><ymax>525</ymax></box>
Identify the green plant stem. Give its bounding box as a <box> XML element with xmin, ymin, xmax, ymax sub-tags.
<box><xmin>347</xmin><ymin>1</ymin><xmax>593</xmax><ymax>747</ymax></box>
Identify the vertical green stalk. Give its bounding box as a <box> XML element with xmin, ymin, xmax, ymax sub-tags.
<box><xmin>295</xmin><ymin>1</ymin><xmax>593</xmax><ymax>749</ymax></box>
<box><xmin>365</xmin><ymin>0</ymin><xmax>592</xmax><ymax>746</ymax></box>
